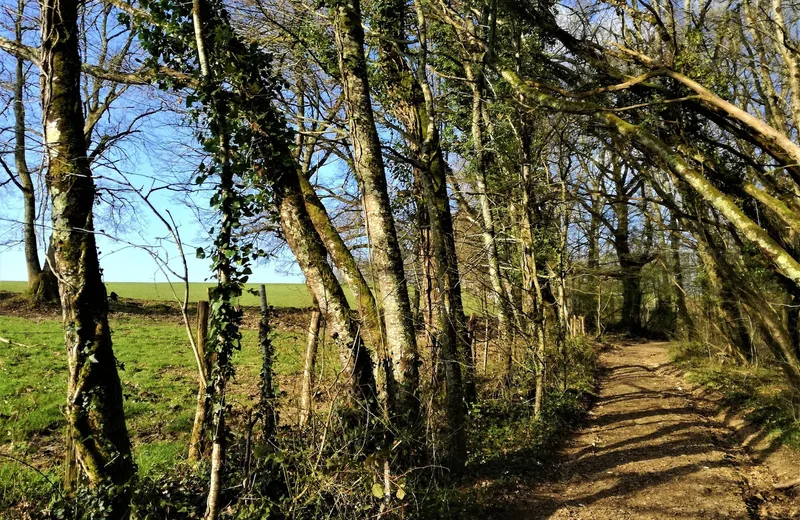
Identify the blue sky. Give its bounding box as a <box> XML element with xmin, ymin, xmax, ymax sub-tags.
<box><xmin>0</xmin><ymin>183</ymin><xmax>305</xmax><ymax>283</ymax></box>
<box><xmin>0</xmin><ymin>94</ymin><xmax>305</xmax><ymax>285</ymax></box>
<box><xmin>0</xmin><ymin>241</ymin><xmax>304</xmax><ymax>283</ymax></box>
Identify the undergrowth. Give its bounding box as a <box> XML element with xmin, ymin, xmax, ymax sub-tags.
<box><xmin>670</xmin><ymin>341</ymin><xmax>800</xmax><ymax>448</ymax></box>
<box><xmin>418</xmin><ymin>336</ymin><xmax>601</xmax><ymax>519</ymax></box>
<box><xmin>1</xmin><ymin>324</ymin><xmax>601</xmax><ymax>519</ymax></box>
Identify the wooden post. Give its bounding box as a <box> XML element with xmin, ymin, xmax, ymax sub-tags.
<box><xmin>63</xmin><ymin>426</ymin><xmax>77</xmax><ymax>492</ymax></box>
<box><xmin>299</xmin><ymin>301</ymin><xmax>321</xmax><ymax>427</ymax></box>
<box><xmin>483</xmin><ymin>316</ymin><xmax>490</xmax><ymax>373</ymax></box>
<box><xmin>258</xmin><ymin>285</ymin><xmax>277</xmax><ymax>442</ymax></box>
<box><xmin>189</xmin><ymin>300</ymin><xmax>210</xmax><ymax>462</ymax></box>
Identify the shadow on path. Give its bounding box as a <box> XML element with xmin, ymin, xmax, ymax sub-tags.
<box><xmin>483</xmin><ymin>343</ymin><xmax>752</xmax><ymax>520</ymax></box>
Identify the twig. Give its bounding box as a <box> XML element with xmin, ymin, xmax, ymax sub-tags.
<box><xmin>774</xmin><ymin>478</ymin><xmax>800</xmax><ymax>491</ymax></box>
<box><xmin>0</xmin><ymin>453</ymin><xmax>64</xmax><ymax>499</ymax></box>
<box><xmin>0</xmin><ymin>336</ymin><xmax>41</xmax><ymax>348</ymax></box>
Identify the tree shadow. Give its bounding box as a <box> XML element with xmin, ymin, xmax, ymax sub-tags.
<box><xmin>460</xmin><ymin>360</ymin><xmax>754</xmax><ymax>519</ymax></box>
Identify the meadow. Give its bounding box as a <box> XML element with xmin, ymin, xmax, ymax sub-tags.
<box><xmin>0</xmin><ymin>286</ymin><xmax>337</xmax><ymax>509</ymax></box>
<box><xmin>0</xmin><ymin>280</ymin><xmax>315</xmax><ymax>307</ymax></box>
<box><xmin>0</xmin><ymin>281</ymin><xmax>488</xmax><ymax>513</ymax></box>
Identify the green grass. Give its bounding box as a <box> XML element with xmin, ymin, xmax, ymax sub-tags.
<box><xmin>670</xmin><ymin>341</ymin><xmax>800</xmax><ymax>448</ymax></box>
<box><xmin>0</xmin><ymin>280</ymin><xmax>486</xmax><ymax>313</ymax></box>
<box><xmin>0</xmin><ymin>281</ymin><xmax>315</xmax><ymax>308</ymax></box>
<box><xmin>0</xmin><ymin>310</ymin><xmax>343</xmax><ymax>488</ymax></box>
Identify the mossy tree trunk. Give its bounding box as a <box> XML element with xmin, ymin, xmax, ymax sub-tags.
<box><xmin>40</xmin><ymin>0</ymin><xmax>135</xmax><ymax>509</ymax></box>
<box><xmin>465</xmin><ymin>64</ymin><xmax>515</xmax><ymax>388</ymax></box>
<box><xmin>373</xmin><ymin>0</ymin><xmax>469</xmax><ymax>469</ymax></box>
<box><xmin>669</xmin><ymin>216</ymin><xmax>695</xmax><ymax>338</ymax></box>
<box><xmin>299</xmin><ymin>174</ymin><xmax>384</xmax><ymax>344</ymax></box>
<box><xmin>331</xmin><ymin>0</ymin><xmax>420</xmax><ymax>420</ymax></box>
<box><xmin>273</xmin><ymin>162</ymin><xmax>379</xmax><ymax>412</ymax></box>
<box><xmin>11</xmin><ymin>0</ymin><xmax>57</xmax><ymax>302</ymax></box>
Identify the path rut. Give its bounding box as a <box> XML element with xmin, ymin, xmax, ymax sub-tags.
<box><xmin>505</xmin><ymin>341</ymin><xmax>753</xmax><ymax>519</ymax></box>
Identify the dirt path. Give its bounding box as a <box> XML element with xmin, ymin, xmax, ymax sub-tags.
<box><xmin>505</xmin><ymin>341</ymin><xmax>755</xmax><ymax>519</ymax></box>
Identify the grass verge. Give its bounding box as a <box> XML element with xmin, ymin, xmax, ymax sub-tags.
<box><xmin>670</xmin><ymin>341</ymin><xmax>800</xmax><ymax>448</ymax></box>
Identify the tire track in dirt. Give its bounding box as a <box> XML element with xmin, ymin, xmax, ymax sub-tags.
<box><xmin>504</xmin><ymin>341</ymin><xmax>754</xmax><ymax>519</ymax></box>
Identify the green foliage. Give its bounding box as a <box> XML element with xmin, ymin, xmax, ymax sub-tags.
<box><xmin>416</xmin><ymin>337</ymin><xmax>599</xmax><ymax>519</ymax></box>
<box><xmin>671</xmin><ymin>341</ymin><xmax>800</xmax><ymax>448</ymax></box>
<box><xmin>134</xmin><ymin>0</ymin><xmax>298</xmax><ymax>465</ymax></box>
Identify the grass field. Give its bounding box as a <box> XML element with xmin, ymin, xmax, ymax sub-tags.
<box><xmin>0</xmin><ymin>281</ymin><xmax>482</xmax><ymax>314</ymax></box>
<box><xmin>0</xmin><ymin>303</ymin><xmax>351</xmax><ymax>507</ymax></box>
<box><xmin>0</xmin><ymin>280</ymin><xmax>315</xmax><ymax>307</ymax></box>
<box><xmin>0</xmin><ymin>277</ymin><xmax>486</xmax><ymax>511</ymax></box>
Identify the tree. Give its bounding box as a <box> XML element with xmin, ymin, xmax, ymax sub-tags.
<box><xmin>330</xmin><ymin>0</ymin><xmax>420</xmax><ymax>422</ymax></box>
<box><xmin>40</xmin><ymin>0</ymin><xmax>135</xmax><ymax>510</ymax></box>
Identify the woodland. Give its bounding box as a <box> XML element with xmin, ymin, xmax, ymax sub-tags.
<box><xmin>1</xmin><ymin>0</ymin><xmax>800</xmax><ymax>517</ymax></box>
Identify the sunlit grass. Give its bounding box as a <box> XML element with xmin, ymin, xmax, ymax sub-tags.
<box><xmin>0</xmin><ymin>313</ymin><xmax>315</xmax><ymax>469</ymax></box>
<box><xmin>670</xmin><ymin>341</ymin><xmax>800</xmax><ymax>449</ymax></box>
<box><xmin>0</xmin><ymin>280</ymin><xmax>315</xmax><ymax>307</ymax></box>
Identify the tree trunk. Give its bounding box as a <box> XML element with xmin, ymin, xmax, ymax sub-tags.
<box><xmin>331</xmin><ymin>0</ymin><xmax>419</xmax><ymax>416</ymax></box>
<box><xmin>694</xmin><ymin>229</ymin><xmax>756</xmax><ymax>362</ymax></box>
<box><xmin>274</xmin><ymin>164</ymin><xmax>379</xmax><ymax>412</ymax></box>
<box><xmin>40</xmin><ymin>0</ymin><xmax>135</xmax><ymax>510</ymax></box>
<box><xmin>466</xmin><ymin>64</ymin><xmax>515</xmax><ymax>387</ymax></box>
<box><xmin>620</xmin><ymin>263</ymin><xmax>644</xmax><ymax>334</ymax></box>
<box><xmin>13</xmin><ymin>0</ymin><xmax>58</xmax><ymax>302</ymax></box>
<box><xmin>15</xmin><ymin>48</ymin><xmax>40</xmax><ymax>294</ymax></box>
<box><xmin>670</xmin><ymin>226</ymin><xmax>695</xmax><ymax>338</ymax></box>
<box><xmin>299</xmin><ymin>173</ymin><xmax>384</xmax><ymax>344</ymax></box>
<box><xmin>373</xmin><ymin>0</ymin><xmax>470</xmax><ymax>469</ymax></box>
<box><xmin>519</xmin><ymin>161</ymin><xmax>548</xmax><ymax>416</ymax></box>
<box><xmin>204</xmin><ymin>124</ymin><xmax>236</xmax><ymax>520</ymax></box>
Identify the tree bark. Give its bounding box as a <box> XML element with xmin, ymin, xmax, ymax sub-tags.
<box><xmin>40</xmin><ymin>0</ymin><xmax>135</xmax><ymax>509</ymax></box>
<box><xmin>299</xmin><ymin>173</ymin><xmax>383</xmax><ymax>344</ymax></box>
<box><xmin>331</xmin><ymin>0</ymin><xmax>420</xmax><ymax>416</ymax></box>
<box><xmin>373</xmin><ymin>0</ymin><xmax>470</xmax><ymax>469</ymax></box>
<box><xmin>619</xmin><ymin>262</ymin><xmax>644</xmax><ymax>334</ymax></box>
<box><xmin>465</xmin><ymin>59</ymin><xmax>515</xmax><ymax>388</ymax></box>
<box><xmin>669</xmin><ymin>224</ymin><xmax>695</xmax><ymax>338</ymax></box>
<box><xmin>274</xmin><ymin>163</ymin><xmax>379</xmax><ymax>412</ymax></box>
<box><xmin>13</xmin><ymin>0</ymin><xmax>57</xmax><ymax>301</ymax></box>
<box><xmin>519</xmin><ymin>160</ymin><xmax>548</xmax><ymax>416</ymax></box>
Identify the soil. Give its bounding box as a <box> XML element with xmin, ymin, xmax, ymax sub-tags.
<box><xmin>0</xmin><ymin>290</ymin><xmax>312</xmax><ymax>332</ymax></box>
<box><xmin>501</xmin><ymin>341</ymin><xmax>800</xmax><ymax>519</ymax></box>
